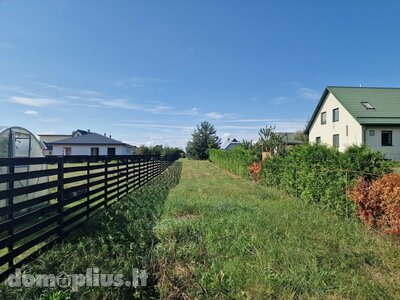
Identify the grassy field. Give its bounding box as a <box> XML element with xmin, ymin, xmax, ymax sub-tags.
<box><xmin>1</xmin><ymin>159</ymin><xmax>400</xmax><ymax>299</ymax></box>
<box><xmin>155</xmin><ymin>159</ymin><xmax>400</xmax><ymax>299</ymax></box>
<box><xmin>0</xmin><ymin>163</ymin><xmax>182</xmax><ymax>300</ymax></box>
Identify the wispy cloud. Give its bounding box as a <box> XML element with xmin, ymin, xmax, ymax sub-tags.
<box><xmin>206</xmin><ymin>112</ymin><xmax>225</xmax><ymax>119</ymax></box>
<box><xmin>9</xmin><ymin>96</ymin><xmax>63</xmax><ymax>107</ymax></box>
<box><xmin>214</xmin><ymin>118</ymin><xmax>286</xmax><ymax>123</ymax></box>
<box><xmin>37</xmin><ymin>117</ymin><xmax>59</xmax><ymax>123</ymax></box>
<box><xmin>296</xmin><ymin>87</ymin><xmax>320</xmax><ymax>100</ymax></box>
<box><xmin>270</xmin><ymin>96</ymin><xmax>287</xmax><ymax>105</ymax></box>
<box><xmin>24</xmin><ymin>110</ymin><xmax>39</xmax><ymax>115</ymax></box>
<box><xmin>110</xmin><ymin>123</ymin><xmax>194</xmax><ymax>130</ymax></box>
<box><xmin>115</xmin><ymin>76</ymin><xmax>167</xmax><ymax>89</ymax></box>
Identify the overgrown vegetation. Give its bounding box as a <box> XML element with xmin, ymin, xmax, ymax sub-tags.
<box><xmin>156</xmin><ymin>159</ymin><xmax>400</xmax><ymax>299</ymax></box>
<box><xmin>135</xmin><ymin>145</ymin><xmax>185</xmax><ymax>161</ymax></box>
<box><xmin>0</xmin><ymin>163</ymin><xmax>182</xmax><ymax>300</ymax></box>
<box><xmin>261</xmin><ymin>144</ymin><xmax>390</xmax><ymax>216</ymax></box>
<box><xmin>350</xmin><ymin>173</ymin><xmax>400</xmax><ymax>235</ymax></box>
<box><xmin>209</xmin><ymin>146</ymin><xmax>257</xmax><ymax>178</ymax></box>
<box><xmin>186</xmin><ymin>121</ymin><xmax>221</xmax><ymax>160</ymax></box>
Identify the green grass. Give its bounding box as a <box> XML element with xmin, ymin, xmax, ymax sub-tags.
<box><xmin>155</xmin><ymin>159</ymin><xmax>400</xmax><ymax>299</ymax></box>
<box><xmin>0</xmin><ymin>163</ymin><xmax>182</xmax><ymax>300</ymax></box>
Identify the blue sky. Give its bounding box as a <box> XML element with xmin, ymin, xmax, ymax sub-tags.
<box><xmin>0</xmin><ymin>0</ymin><xmax>399</xmax><ymax>148</ymax></box>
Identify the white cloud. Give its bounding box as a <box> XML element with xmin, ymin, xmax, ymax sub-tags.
<box><xmin>297</xmin><ymin>87</ymin><xmax>320</xmax><ymax>100</ymax></box>
<box><xmin>206</xmin><ymin>112</ymin><xmax>224</xmax><ymax>119</ymax></box>
<box><xmin>115</xmin><ymin>76</ymin><xmax>167</xmax><ymax>89</ymax></box>
<box><xmin>24</xmin><ymin>110</ymin><xmax>39</xmax><ymax>115</ymax></box>
<box><xmin>9</xmin><ymin>96</ymin><xmax>63</xmax><ymax>107</ymax></box>
<box><xmin>99</xmin><ymin>98</ymin><xmax>141</xmax><ymax>110</ymax></box>
<box><xmin>270</xmin><ymin>96</ymin><xmax>287</xmax><ymax>105</ymax></box>
<box><xmin>37</xmin><ymin>117</ymin><xmax>59</xmax><ymax>123</ymax></box>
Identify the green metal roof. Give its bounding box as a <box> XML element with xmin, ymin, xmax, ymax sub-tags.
<box><xmin>305</xmin><ymin>86</ymin><xmax>400</xmax><ymax>133</ymax></box>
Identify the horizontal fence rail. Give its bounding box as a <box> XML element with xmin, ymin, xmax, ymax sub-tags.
<box><xmin>0</xmin><ymin>155</ymin><xmax>174</xmax><ymax>281</ymax></box>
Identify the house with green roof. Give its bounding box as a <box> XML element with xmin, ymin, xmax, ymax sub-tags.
<box><xmin>305</xmin><ymin>86</ymin><xmax>400</xmax><ymax>160</ymax></box>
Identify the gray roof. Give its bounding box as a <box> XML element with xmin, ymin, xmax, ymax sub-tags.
<box><xmin>221</xmin><ymin>138</ymin><xmax>240</xmax><ymax>149</ymax></box>
<box><xmin>50</xmin><ymin>132</ymin><xmax>130</xmax><ymax>146</ymax></box>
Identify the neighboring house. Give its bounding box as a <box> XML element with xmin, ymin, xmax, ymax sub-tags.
<box><xmin>305</xmin><ymin>86</ymin><xmax>400</xmax><ymax>160</ymax></box>
<box><xmin>47</xmin><ymin>131</ymin><xmax>137</xmax><ymax>156</ymax></box>
<box><xmin>278</xmin><ymin>132</ymin><xmax>303</xmax><ymax>146</ymax></box>
<box><xmin>221</xmin><ymin>138</ymin><xmax>241</xmax><ymax>150</ymax></box>
<box><xmin>38</xmin><ymin>134</ymin><xmax>73</xmax><ymax>155</ymax></box>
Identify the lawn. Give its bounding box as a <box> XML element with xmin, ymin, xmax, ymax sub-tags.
<box><xmin>0</xmin><ymin>162</ymin><xmax>182</xmax><ymax>300</ymax></box>
<box><xmin>1</xmin><ymin>159</ymin><xmax>400</xmax><ymax>299</ymax></box>
<box><xmin>155</xmin><ymin>159</ymin><xmax>400</xmax><ymax>299</ymax></box>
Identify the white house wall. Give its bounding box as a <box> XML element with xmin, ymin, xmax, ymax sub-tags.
<box><xmin>364</xmin><ymin>126</ymin><xmax>400</xmax><ymax>160</ymax></box>
<box><xmin>51</xmin><ymin>145</ymin><xmax>132</xmax><ymax>156</ymax></box>
<box><xmin>308</xmin><ymin>92</ymin><xmax>363</xmax><ymax>151</ymax></box>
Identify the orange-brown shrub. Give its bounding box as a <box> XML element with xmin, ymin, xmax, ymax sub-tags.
<box><xmin>349</xmin><ymin>173</ymin><xmax>400</xmax><ymax>234</ymax></box>
<box><xmin>248</xmin><ymin>162</ymin><xmax>262</xmax><ymax>182</ymax></box>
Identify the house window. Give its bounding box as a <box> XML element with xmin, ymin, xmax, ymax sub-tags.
<box><xmin>316</xmin><ymin>137</ymin><xmax>321</xmax><ymax>144</ymax></box>
<box><xmin>107</xmin><ymin>147</ymin><xmax>116</xmax><ymax>156</ymax></box>
<box><xmin>91</xmin><ymin>147</ymin><xmax>99</xmax><ymax>156</ymax></box>
<box><xmin>381</xmin><ymin>131</ymin><xmax>393</xmax><ymax>146</ymax></box>
<box><xmin>333</xmin><ymin>108</ymin><xmax>339</xmax><ymax>122</ymax></box>
<box><xmin>321</xmin><ymin>112</ymin><xmax>327</xmax><ymax>125</ymax></box>
<box><xmin>333</xmin><ymin>134</ymin><xmax>339</xmax><ymax>148</ymax></box>
<box><xmin>63</xmin><ymin>147</ymin><xmax>71</xmax><ymax>156</ymax></box>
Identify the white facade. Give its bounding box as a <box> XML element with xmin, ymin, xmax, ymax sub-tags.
<box><xmin>308</xmin><ymin>92</ymin><xmax>363</xmax><ymax>152</ymax></box>
<box><xmin>51</xmin><ymin>145</ymin><xmax>133</xmax><ymax>156</ymax></box>
<box><xmin>364</xmin><ymin>126</ymin><xmax>400</xmax><ymax>160</ymax></box>
<box><xmin>308</xmin><ymin>91</ymin><xmax>400</xmax><ymax>160</ymax></box>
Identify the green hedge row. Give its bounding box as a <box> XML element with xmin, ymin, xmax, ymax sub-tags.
<box><xmin>260</xmin><ymin>144</ymin><xmax>391</xmax><ymax>216</ymax></box>
<box><xmin>209</xmin><ymin>147</ymin><xmax>257</xmax><ymax>178</ymax></box>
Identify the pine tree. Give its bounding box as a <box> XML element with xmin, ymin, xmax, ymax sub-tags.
<box><xmin>186</xmin><ymin>121</ymin><xmax>221</xmax><ymax>159</ymax></box>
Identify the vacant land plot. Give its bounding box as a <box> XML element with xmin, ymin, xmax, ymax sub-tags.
<box><xmin>156</xmin><ymin>159</ymin><xmax>400</xmax><ymax>299</ymax></box>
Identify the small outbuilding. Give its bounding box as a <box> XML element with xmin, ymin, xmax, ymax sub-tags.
<box><xmin>0</xmin><ymin>126</ymin><xmax>48</xmax><ymax>212</ymax></box>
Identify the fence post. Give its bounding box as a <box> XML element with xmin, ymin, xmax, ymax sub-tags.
<box><xmin>57</xmin><ymin>156</ymin><xmax>65</xmax><ymax>241</ymax></box>
<box><xmin>104</xmin><ymin>158</ymin><xmax>108</xmax><ymax>208</ymax></box>
<box><xmin>86</xmin><ymin>160</ymin><xmax>90</xmax><ymax>221</ymax></box>
<box><xmin>7</xmin><ymin>161</ymin><xmax>15</xmax><ymax>269</ymax></box>
<box><xmin>126</xmin><ymin>158</ymin><xmax>129</xmax><ymax>194</ymax></box>
<box><xmin>117</xmin><ymin>158</ymin><xmax>120</xmax><ymax>201</ymax></box>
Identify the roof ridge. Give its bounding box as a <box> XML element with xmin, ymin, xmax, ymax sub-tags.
<box><xmin>327</xmin><ymin>86</ymin><xmax>400</xmax><ymax>90</ymax></box>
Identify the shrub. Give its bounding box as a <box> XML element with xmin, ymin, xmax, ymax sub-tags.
<box><xmin>260</xmin><ymin>144</ymin><xmax>390</xmax><ymax>217</ymax></box>
<box><xmin>209</xmin><ymin>147</ymin><xmax>258</xmax><ymax>178</ymax></box>
<box><xmin>341</xmin><ymin>144</ymin><xmax>391</xmax><ymax>181</ymax></box>
<box><xmin>349</xmin><ymin>173</ymin><xmax>400</xmax><ymax>234</ymax></box>
<box><xmin>248</xmin><ymin>161</ymin><xmax>262</xmax><ymax>181</ymax></box>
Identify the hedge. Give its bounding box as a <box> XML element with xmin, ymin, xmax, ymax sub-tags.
<box><xmin>209</xmin><ymin>147</ymin><xmax>257</xmax><ymax>178</ymax></box>
<box><xmin>260</xmin><ymin>144</ymin><xmax>391</xmax><ymax>217</ymax></box>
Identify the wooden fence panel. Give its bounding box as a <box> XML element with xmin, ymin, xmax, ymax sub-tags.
<box><xmin>0</xmin><ymin>154</ymin><xmax>173</xmax><ymax>281</ymax></box>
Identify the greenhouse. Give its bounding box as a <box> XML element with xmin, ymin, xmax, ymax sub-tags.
<box><xmin>0</xmin><ymin>126</ymin><xmax>49</xmax><ymax>215</ymax></box>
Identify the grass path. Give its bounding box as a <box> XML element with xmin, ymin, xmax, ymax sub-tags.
<box><xmin>156</xmin><ymin>159</ymin><xmax>400</xmax><ymax>299</ymax></box>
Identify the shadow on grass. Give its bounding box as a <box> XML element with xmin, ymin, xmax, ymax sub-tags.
<box><xmin>0</xmin><ymin>162</ymin><xmax>182</xmax><ymax>300</ymax></box>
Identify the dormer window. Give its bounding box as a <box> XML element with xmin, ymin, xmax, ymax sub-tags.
<box><xmin>361</xmin><ymin>101</ymin><xmax>375</xmax><ymax>110</ymax></box>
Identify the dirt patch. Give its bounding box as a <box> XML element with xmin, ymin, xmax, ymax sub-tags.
<box><xmin>175</xmin><ymin>212</ymin><xmax>198</xmax><ymax>220</ymax></box>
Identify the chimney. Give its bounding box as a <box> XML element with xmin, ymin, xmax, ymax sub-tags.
<box><xmin>104</xmin><ymin>133</ymin><xmax>106</xmax><ymax>136</ymax></box>
<box><xmin>88</xmin><ymin>129</ymin><xmax>90</xmax><ymax>133</ymax></box>
<box><xmin>109</xmin><ymin>135</ymin><xmax>111</xmax><ymax>138</ymax></box>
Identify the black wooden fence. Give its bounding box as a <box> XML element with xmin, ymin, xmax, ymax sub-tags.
<box><xmin>0</xmin><ymin>155</ymin><xmax>173</xmax><ymax>281</ymax></box>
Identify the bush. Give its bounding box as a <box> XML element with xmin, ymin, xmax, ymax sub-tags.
<box><xmin>260</xmin><ymin>144</ymin><xmax>390</xmax><ymax>217</ymax></box>
<box><xmin>349</xmin><ymin>173</ymin><xmax>400</xmax><ymax>235</ymax></box>
<box><xmin>209</xmin><ymin>147</ymin><xmax>258</xmax><ymax>178</ymax></box>
<box><xmin>341</xmin><ymin>144</ymin><xmax>391</xmax><ymax>181</ymax></box>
